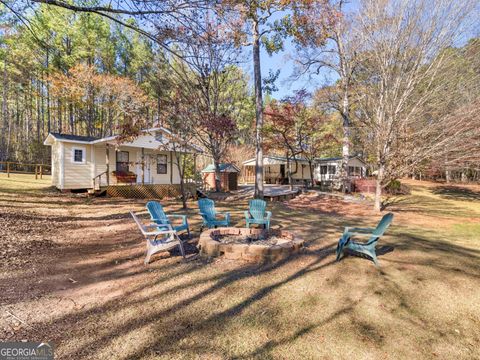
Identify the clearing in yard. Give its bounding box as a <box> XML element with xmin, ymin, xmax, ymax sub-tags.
<box><xmin>0</xmin><ymin>174</ymin><xmax>479</xmax><ymax>359</ymax></box>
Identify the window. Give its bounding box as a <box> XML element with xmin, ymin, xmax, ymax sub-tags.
<box><xmin>116</xmin><ymin>151</ymin><xmax>129</xmax><ymax>173</ymax></box>
<box><xmin>320</xmin><ymin>165</ymin><xmax>328</xmax><ymax>175</ymax></box>
<box><xmin>328</xmin><ymin>165</ymin><xmax>336</xmax><ymax>174</ymax></box>
<box><xmin>157</xmin><ymin>154</ymin><xmax>168</xmax><ymax>174</ymax></box>
<box><xmin>71</xmin><ymin>147</ymin><xmax>85</xmax><ymax>164</ymax></box>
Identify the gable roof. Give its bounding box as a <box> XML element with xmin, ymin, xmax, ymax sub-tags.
<box><xmin>43</xmin><ymin>133</ymin><xmax>98</xmax><ymax>145</ymax></box>
<box><xmin>44</xmin><ymin>127</ymin><xmax>203</xmax><ymax>153</ymax></box>
<box><xmin>316</xmin><ymin>155</ymin><xmax>366</xmax><ymax>165</ymax></box>
<box><xmin>201</xmin><ymin>163</ymin><xmax>240</xmax><ymax>173</ymax></box>
<box><xmin>242</xmin><ymin>154</ymin><xmax>367</xmax><ymax>166</ymax></box>
<box><xmin>243</xmin><ymin>155</ymin><xmax>310</xmax><ymax>166</ymax></box>
<box><xmin>50</xmin><ymin>133</ymin><xmax>99</xmax><ymax>142</ymax></box>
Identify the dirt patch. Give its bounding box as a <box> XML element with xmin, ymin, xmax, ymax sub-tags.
<box><xmin>1</xmin><ymin>176</ymin><xmax>479</xmax><ymax>359</ymax></box>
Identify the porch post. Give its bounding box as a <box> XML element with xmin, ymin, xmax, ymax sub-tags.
<box><xmin>106</xmin><ymin>144</ymin><xmax>110</xmax><ymax>186</ymax></box>
<box><xmin>193</xmin><ymin>153</ymin><xmax>197</xmax><ymax>182</ymax></box>
<box><xmin>141</xmin><ymin>147</ymin><xmax>145</xmax><ymax>185</ymax></box>
<box><xmin>170</xmin><ymin>152</ymin><xmax>173</xmax><ymax>184</ymax></box>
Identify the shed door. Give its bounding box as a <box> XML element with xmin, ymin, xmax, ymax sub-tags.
<box><xmin>228</xmin><ymin>172</ymin><xmax>238</xmax><ymax>191</ymax></box>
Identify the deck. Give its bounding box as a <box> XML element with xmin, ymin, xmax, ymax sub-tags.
<box><xmin>229</xmin><ymin>184</ymin><xmax>302</xmax><ymax>201</ymax></box>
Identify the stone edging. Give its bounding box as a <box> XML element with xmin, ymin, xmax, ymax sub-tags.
<box><xmin>198</xmin><ymin>227</ymin><xmax>304</xmax><ymax>263</ymax></box>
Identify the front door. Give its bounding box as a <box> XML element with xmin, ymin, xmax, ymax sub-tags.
<box><xmin>280</xmin><ymin>164</ymin><xmax>286</xmax><ymax>182</ymax></box>
<box><xmin>137</xmin><ymin>154</ymin><xmax>151</xmax><ymax>184</ymax></box>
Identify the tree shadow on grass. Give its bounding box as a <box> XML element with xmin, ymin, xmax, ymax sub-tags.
<box><xmin>384</xmin><ymin>194</ymin><xmax>475</xmax><ymax>218</ymax></box>
<box><xmin>340</xmin><ymin>245</ymin><xmax>395</xmax><ymax>266</ymax></box>
<box><xmin>432</xmin><ymin>186</ymin><xmax>480</xmax><ymax>202</ymax></box>
<box><xmin>5</xmin><ymin>190</ymin><xmax>480</xmax><ymax>359</ymax></box>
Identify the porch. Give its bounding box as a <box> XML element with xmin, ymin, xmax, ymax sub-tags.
<box><xmin>241</xmin><ymin>156</ymin><xmax>312</xmax><ymax>185</ymax></box>
<box><xmin>102</xmin><ymin>182</ymin><xmax>197</xmax><ymax>199</ymax></box>
<box><xmin>91</xmin><ymin>141</ymin><xmax>197</xmax><ymax>190</ymax></box>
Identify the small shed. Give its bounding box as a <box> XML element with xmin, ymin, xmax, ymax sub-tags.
<box><xmin>201</xmin><ymin>163</ymin><xmax>240</xmax><ymax>191</ymax></box>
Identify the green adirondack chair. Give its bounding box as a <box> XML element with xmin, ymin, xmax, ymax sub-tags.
<box><xmin>245</xmin><ymin>199</ymin><xmax>272</xmax><ymax>229</ymax></box>
<box><xmin>198</xmin><ymin>198</ymin><xmax>230</xmax><ymax>229</ymax></box>
<box><xmin>336</xmin><ymin>213</ymin><xmax>394</xmax><ymax>266</ymax></box>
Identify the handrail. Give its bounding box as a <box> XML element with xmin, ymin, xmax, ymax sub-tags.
<box><xmin>92</xmin><ymin>170</ymin><xmax>108</xmax><ymax>189</ymax></box>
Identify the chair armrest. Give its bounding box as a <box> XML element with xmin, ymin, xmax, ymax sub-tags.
<box><xmin>265</xmin><ymin>211</ymin><xmax>272</xmax><ymax>220</ymax></box>
<box><xmin>150</xmin><ymin>217</ymin><xmax>164</xmax><ymax>223</ymax></box>
<box><xmin>344</xmin><ymin>227</ymin><xmax>375</xmax><ymax>234</ymax></box>
<box><xmin>167</xmin><ymin>214</ymin><xmax>188</xmax><ymax>223</ymax></box>
<box><xmin>142</xmin><ymin>224</ymin><xmax>175</xmax><ymax>236</ymax></box>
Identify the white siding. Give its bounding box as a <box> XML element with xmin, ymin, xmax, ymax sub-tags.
<box><xmin>63</xmin><ymin>143</ymin><xmax>94</xmax><ymax>189</ymax></box>
<box><xmin>314</xmin><ymin>158</ymin><xmax>367</xmax><ymax>182</ymax></box>
<box><xmin>91</xmin><ymin>145</ymin><xmax>181</xmax><ymax>186</ymax></box>
<box><xmin>48</xmin><ymin>132</ymin><xmax>186</xmax><ymax>190</ymax></box>
<box><xmin>50</xmin><ymin>141</ymin><xmax>60</xmax><ymax>187</ymax></box>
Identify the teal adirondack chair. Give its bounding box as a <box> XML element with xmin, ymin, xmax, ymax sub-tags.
<box><xmin>336</xmin><ymin>213</ymin><xmax>394</xmax><ymax>266</ymax></box>
<box><xmin>245</xmin><ymin>199</ymin><xmax>272</xmax><ymax>230</ymax></box>
<box><xmin>198</xmin><ymin>198</ymin><xmax>230</xmax><ymax>229</ymax></box>
<box><xmin>146</xmin><ymin>201</ymin><xmax>190</xmax><ymax>237</ymax></box>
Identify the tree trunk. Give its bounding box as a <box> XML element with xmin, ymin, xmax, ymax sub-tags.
<box><xmin>1</xmin><ymin>56</ymin><xmax>8</xmax><ymax>161</ymax></box>
<box><xmin>374</xmin><ymin>163</ymin><xmax>384</xmax><ymax>212</ymax></box>
<box><xmin>213</xmin><ymin>158</ymin><xmax>221</xmax><ymax>192</ymax></box>
<box><xmin>253</xmin><ymin>18</ymin><xmax>264</xmax><ymax>199</ymax></box>
<box><xmin>309</xmin><ymin>160</ymin><xmax>315</xmax><ymax>188</ymax></box>
<box><xmin>340</xmin><ymin>87</ymin><xmax>350</xmax><ymax>193</ymax></box>
<box><xmin>175</xmin><ymin>151</ymin><xmax>187</xmax><ymax>209</ymax></box>
<box><xmin>286</xmin><ymin>155</ymin><xmax>293</xmax><ymax>191</ymax></box>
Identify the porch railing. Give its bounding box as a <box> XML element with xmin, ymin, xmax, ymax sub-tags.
<box><xmin>92</xmin><ymin>171</ymin><xmax>108</xmax><ymax>190</ymax></box>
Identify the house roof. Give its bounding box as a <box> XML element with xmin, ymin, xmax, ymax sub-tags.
<box><xmin>44</xmin><ymin>127</ymin><xmax>203</xmax><ymax>153</ymax></box>
<box><xmin>47</xmin><ymin>133</ymin><xmax>100</xmax><ymax>143</ymax></box>
<box><xmin>201</xmin><ymin>163</ymin><xmax>240</xmax><ymax>173</ymax></box>
<box><xmin>243</xmin><ymin>155</ymin><xmax>310</xmax><ymax>166</ymax></box>
<box><xmin>316</xmin><ymin>155</ymin><xmax>366</xmax><ymax>164</ymax></box>
<box><xmin>242</xmin><ymin>155</ymin><xmax>366</xmax><ymax>166</ymax></box>
<box><xmin>50</xmin><ymin>133</ymin><xmax>100</xmax><ymax>142</ymax></box>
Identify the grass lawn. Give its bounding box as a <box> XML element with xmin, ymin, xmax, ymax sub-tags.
<box><xmin>0</xmin><ymin>174</ymin><xmax>479</xmax><ymax>359</ymax></box>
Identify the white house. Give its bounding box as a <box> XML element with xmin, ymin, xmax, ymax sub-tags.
<box><xmin>241</xmin><ymin>155</ymin><xmax>367</xmax><ymax>185</ymax></box>
<box><xmin>315</xmin><ymin>156</ymin><xmax>367</xmax><ymax>183</ymax></box>
<box><xmin>44</xmin><ymin>127</ymin><xmax>201</xmax><ymax>191</ymax></box>
<box><xmin>242</xmin><ymin>155</ymin><xmax>314</xmax><ymax>185</ymax></box>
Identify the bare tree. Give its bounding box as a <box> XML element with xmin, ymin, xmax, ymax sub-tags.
<box><xmin>352</xmin><ymin>0</ymin><xmax>478</xmax><ymax>210</ymax></box>
<box><xmin>166</xmin><ymin>18</ymin><xmax>244</xmax><ymax>192</ymax></box>
<box><xmin>296</xmin><ymin>0</ymin><xmax>362</xmax><ymax>192</ymax></box>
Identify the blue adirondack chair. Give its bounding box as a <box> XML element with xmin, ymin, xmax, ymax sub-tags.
<box><xmin>245</xmin><ymin>199</ymin><xmax>272</xmax><ymax>229</ymax></box>
<box><xmin>336</xmin><ymin>213</ymin><xmax>394</xmax><ymax>266</ymax></box>
<box><xmin>146</xmin><ymin>201</ymin><xmax>190</xmax><ymax>237</ymax></box>
<box><xmin>198</xmin><ymin>198</ymin><xmax>230</xmax><ymax>229</ymax></box>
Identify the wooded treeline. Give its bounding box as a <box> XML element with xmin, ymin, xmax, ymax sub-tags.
<box><xmin>0</xmin><ymin>4</ymin><xmax>178</xmax><ymax>164</ymax></box>
<box><xmin>1</xmin><ymin>0</ymin><xmax>479</xmax><ymax>209</ymax></box>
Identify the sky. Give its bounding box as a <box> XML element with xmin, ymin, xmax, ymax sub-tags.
<box><xmin>240</xmin><ymin>1</ymin><xmax>360</xmax><ymax>100</ymax></box>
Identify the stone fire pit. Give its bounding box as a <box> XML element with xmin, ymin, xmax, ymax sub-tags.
<box><xmin>198</xmin><ymin>227</ymin><xmax>304</xmax><ymax>263</ymax></box>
